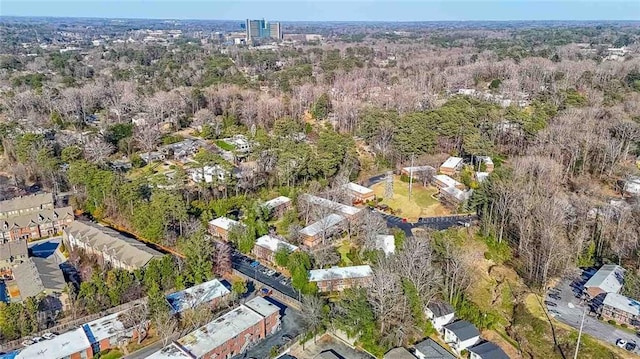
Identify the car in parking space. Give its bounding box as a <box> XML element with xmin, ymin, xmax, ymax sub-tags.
<box><xmin>617</xmin><ymin>339</ymin><xmax>628</xmax><ymax>348</ymax></box>
<box><xmin>548</xmin><ymin>309</ymin><xmax>561</xmax><ymax>317</ymax></box>
<box><xmin>42</xmin><ymin>333</ymin><xmax>56</xmax><ymax>340</ymax></box>
<box><xmin>280</xmin><ymin>278</ymin><xmax>288</xmax><ymax>285</ymax></box>
<box><xmin>544</xmin><ymin>300</ymin><xmax>558</xmax><ymax>307</ymax></box>
<box><xmin>626</xmin><ymin>341</ymin><xmax>637</xmax><ymax>351</ymax></box>
<box><xmin>282</xmin><ymin>334</ymin><xmax>293</xmax><ymax>343</ymax></box>
<box><xmin>266</xmin><ymin>269</ymin><xmax>276</xmax><ymax>276</ymax></box>
<box><xmin>250</xmin><ymin>261</ymin><xmax>260</xmax><ymax>268</ymax></box>
<box><xmin>548</xmin><ymin>293</ymin><xmax>561</xmax><ymax>300</ymax></box>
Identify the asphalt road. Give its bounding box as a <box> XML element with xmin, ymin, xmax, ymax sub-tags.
<box><xmin>372</xmin><ymin>208</ymin><xmax>476</xmax><ymax>236</ymax></box>
<box><xmin>231</xmin><ymin>297</ymin><xmax>305</xmax><ymax>359</ymax></box>
<box><xmin>546</xmin><ymin>273</ymin><xmax>640</xmax><ymax>356</ymax></box>
<box><xmin>231</xmin><ymin>251</ymin><xmax>299</xmax><ymax>300</ymax></box>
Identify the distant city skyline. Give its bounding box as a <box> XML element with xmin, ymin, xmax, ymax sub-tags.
<box><xmin>1</xmin><ymin>1</ymin><xmax>639</xmax><ymax>22</ymax></box>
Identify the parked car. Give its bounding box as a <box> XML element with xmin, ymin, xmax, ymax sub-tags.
<box><xmin>548</xmin><ymin>293</ymin><xmax>561</xmax><ymax>300</ymax></box>
<box><xmin>21</xmin><ymin>340</ymin><xmax>34</xmax><ymax>347</ymax></box>
<box><xmin>617</xmin><ymin>339</ymin><xmax>627</xmax><ymax>348</ymax></box>
<box><xmin>544</xmin><ymin>300</ymin><xmax>558</xmax><ymax>307</ymax></box>
<box><xmin>280</xmin><ymin>278</ymin><xmax>288</xmax><ymax>285</ymax></box>
<box><xmin>625</xmin><ymin>341</ymin><xmax>637</xmax><ymax>351</ymax></box>
<box><xmin>259</xmin><ymin>287</ymin><xmax>272</xmax><ymax>296</ymax></box>
<box><xmin>282</xmin><ymin>334</ymin><xmax>293</xmax><ymax>343</ymax></box>
<box><xmin>250</xmin><ymin>261</ymin><xmax>260</xmax><ymax>268</ymax></box>
<box><xmin>42</xmin><ymin>333</ymin><xmax>56</xmax><ymax>340</ymax></box>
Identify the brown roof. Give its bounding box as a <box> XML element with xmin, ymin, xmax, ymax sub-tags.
<box><xmin>64</xmin><ymin>221</ymin><xmax>164</xmax><ymax>269</ymax></box>
<box><xmin>0</xmin><ymin>207</ymin><xmax>74</xmax><ymax>230</ymax></box>
<box><xmin>0</xmin><ymin>193</ymin><xmax>53</xmax><ymax>215</ymax></box>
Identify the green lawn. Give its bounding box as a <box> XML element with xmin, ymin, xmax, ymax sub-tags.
<box><xmin>337</xmin><ymin>241</ymin><xmax>353</xmax><ymax>266</ymax></box>
<box><xmin>215</xmin><ymin>139</ymin><xmax>235</xmax><ymax>151</ymax></box>
<box><xmin>371</xmin><ymin>176</ymin><xmax>448</xmax><ymax>220</ymax></box>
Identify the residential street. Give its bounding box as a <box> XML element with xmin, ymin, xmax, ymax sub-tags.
<box><xmin>546</xmin><ymin>275</ymin><xmax>640</xmax><ymax>356</ymax></box>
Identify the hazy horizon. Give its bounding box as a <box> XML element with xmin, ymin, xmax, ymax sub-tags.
<box><xmin>2</xmin><ymin>1</ymin><xmax>639</xmax><ymax>22</ymax></box>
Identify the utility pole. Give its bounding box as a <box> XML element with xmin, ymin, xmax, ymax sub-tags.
<box><xmin>573</xmin><ymin>305</ymin><xmax>587</xmax><ymax>359</ymax></box>
<box><xmin>409</xmin><ymin>153</ymin><xmax>414</xmax><ymax>199</ymax></box>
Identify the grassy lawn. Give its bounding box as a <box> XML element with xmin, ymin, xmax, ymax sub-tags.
<box><xmin>337</xmin><ymin>240</ymin><xmax>353</xmax><ymax>266</ymax></box>
<box><xmin>215</xmin><ymin>139</ymin><xmax>235</xmax><ymax>151</ymax></box>
<box><xmin>455</xmin><ymin>231</ymin><xmax>624</xmax><ymax>359</ymax></box>
<box><xmin>371</xmin><ymin>176</ymin><xmax>449</xmax><ymax>220</ymax></box>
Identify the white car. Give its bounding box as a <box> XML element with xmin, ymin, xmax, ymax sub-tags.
<box><xmin>617</xmin><ymin>339</ymin><xmax>628</xmax><ymax>348</ymax></box>
<box><xmin>42</xmin><ymin>332</ymin><xmax>56</xmax><ymax>340</ymax></box>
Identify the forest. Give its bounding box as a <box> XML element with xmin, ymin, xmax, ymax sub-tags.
<box><xmin>1</xmin><ymin>19</ymin><xmax>640</xmax><ymax>358</ymax></box>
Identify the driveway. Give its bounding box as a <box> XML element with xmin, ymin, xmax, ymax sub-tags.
<box><xmin>231</xmin><ymin>297</ymin><xmax>306</xmax><ymax>359</ymax></box>
<box><xmin>546</xmin><ymin>272</ymin><xmax>640</xmax><ymax>356</ymax></box>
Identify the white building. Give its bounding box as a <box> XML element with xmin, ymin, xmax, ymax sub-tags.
<box><xmin>425</xmin><ymin>300</ymin><xmax>455</xmax><ymax>332</ymax></box>
<box><xmin>191</xmin><ymin>165</ymin><xmax>229</xmax><ymax>183</ymax></box>
<box><xmin>443</xmin><ymin>320</ymin><xmax>480</xmax><ymax>353</ymax></box>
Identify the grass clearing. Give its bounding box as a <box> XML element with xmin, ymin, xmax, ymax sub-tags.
<box><xmin>371</xmin><ymin>176</ymin><xmax>449</xmax><ymax>220</ymax></box>
<box><xmin>337</xmin><ymin>240</ymin><xmax>353</xmax><ymax>266</ymax></box>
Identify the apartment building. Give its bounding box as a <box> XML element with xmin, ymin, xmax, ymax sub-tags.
<box><xmin>299</xmin><ymin>213</ymin><xmax>346</xmax><ymax>248</ymax></box>
<box><xmin>439</xmin><ymin>157</ymin><xmax>464</xmax><ymax>176</ymax></box>
<box><xmin>150</xmin><ymin>297</ymin><xmax>280</xmax><ymax>359</ymax></box>
<box><xmin>15</xmin><ymin>327</ymin><xmax>93</xmax><ymax>359</ymax></box>
<box><xmin>343</xmin><ymin>182</ymin><xmax>375</xmax><ymax>203</ymax></box>
<box><xmin>263</xmin><ymin>196</ymin><xmax>292</xmax><ymax>218</ymax></box>
<box><xmin>309</xmin><ymin>265</ymin><xmax>373</xmax><ymax>292</ymax></box>
<box><xmin>583</xmin><ymin>264</ymin><xmax>625</xmax><ymax>300</ymax></box>
<box><xmin>63</xmin><ymin>221</ymin><xmax>164</xmax><ymax>271</ymax></box>
<box><xmin>601</xmin><ymin>292</ymin><xmax>640</xmax><ymax>327</ymax></box>
<box><xmin>0</xmin><ymin>193</ymin><xmax>73</xmax><ymax>243</ymax></box>
<box><xmin>253</xmin><ymin>235</ymin><xmax>299</xmax><ymax>264</ymax></box>
<box><xmin>208</xmin><ymin>216</ymin><xmax>244</xmax><ymax>241</ymax></box>
<box><xmin>165</xmin><ymin>278</ymin><xmax>230</xmax><ymax>314</ymax></box>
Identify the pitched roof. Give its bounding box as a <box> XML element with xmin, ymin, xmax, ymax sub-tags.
<box><xmin>427</xmin><ymin>300</ymin><xmax>455</xmax><ymax>318</ymax></box>
<box><xmin>0</xmin><ymin>193</ymin><xmax>53</xmax><ymax>215</ymax></box>
<box><xmin>584</xmin><ymin>264</ymin><xmax>625</xmax><ymax>294</ymax></box>
<box><xmin>165</xmin><ymin>279</ymin><xmax>230</xmax><ymax>313</ymax></box>
<box><xmin>603</xmin><ymin>292</ymin><xmax>640</xmax><ymax>316</ymax></box>
<box><xmin>309</xmin><ymin>265</ymin><xmax>373</xmax><ymax>282</ymax></box>
<box><xmin>0</xmin><ymin>239</ymin><xmax>28</xmax><ymax>261</ymax></box>
<box><xmin>31</xmin><ymin>256</ymin><xmax>66</xmax><ymax>292</ymax></box>
<box><xmin>443</xmin><ymin>320</ymin><xmax>480</xmax><ymax>341</ymax></box>
<box><xmin>7</xmin><ymin>258</ymin><xmax>46</xmax><ymax>300</ymax></box>
<box><xmin>1</xmin><ymin>207</ymin><xmax>74</xmax><ymax>230</ymax></box>
<box><xmin>64</xmin><ymin>221</ymin><xmax>164</xmax><ymax>269</ymax></box>
<box><xmin>384</xmin><ymin>347</ymin><xmax>417</xmax><ymax>359</ymax></box>
<box><xmin>413</xmin><ymin>338</ymin><xmax>456</xmax><ymax>359</ymax></box>
<box><xmin>468</xmin><ymin>342</ymin><xmax>510</xmax><ymax>359</ymax></box>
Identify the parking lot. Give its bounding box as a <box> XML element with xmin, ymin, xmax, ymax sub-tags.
<box><xmin>545</xmin><ymin>270</ymin><xmax>640</xmax><ymax>355</ymax></box>
<box><xmin>231</xmin><ymin>251</ymin><xmax>299</xmax><ymax>300</ymax></box>
<box><xmin>232</xmin><ymin>296</ymin><xmax>306</xmax><ymax>359</ymax></box>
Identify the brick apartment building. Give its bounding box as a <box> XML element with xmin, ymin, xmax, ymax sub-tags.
<box><xmin>0</xmin><ymin>192</ymin><xmax>73</xmax><ymax>242</ymax></box>
<box><xmin>263</xmin><ymin>196</ymin><xmax>292</xmax><ymax>218</ymax></box>
<box><xmin>148</xmin><ymin>297</ymin><xmax>280</xmax><ymax>359</ymax></box>
<box><xmin>601</xmin><ymin>292</ymin><xmax>640</xmax><ymax>327</ymax></box>
<box><xmin>309</xmin><ymin>265</ymin><xmax>373</xmax><ymax>292</ymax></box>
<box><xmin>253</xmin><ymin>234</ymin><xmax>299</xmax><ymax>264</ymax></box>
<box><xmin>583</xmin><ymin>264</ymin><xmax>625</xmax><ymax>300</ymax></box>
<box><xmin>207</xmin><ymin>216</ymin><xmax>244</xmax><ymax>241</ymax></box>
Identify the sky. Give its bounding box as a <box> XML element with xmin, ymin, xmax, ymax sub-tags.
<box><xmin>1</xmin><ymin>0</ymin><xmax>639</xmax><ymax>21</ymax></box>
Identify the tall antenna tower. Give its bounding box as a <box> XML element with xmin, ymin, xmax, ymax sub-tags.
<box><xmin>385</xmin><ymin>171</ymin><xmax>394</xmax><ymax>199</ymax></box>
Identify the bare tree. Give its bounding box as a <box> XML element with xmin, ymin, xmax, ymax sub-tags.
<box><xmin>83</xmin><ymin>136</ymin><xmax>115</xmax><ymax>165</ymax></box>
<box><xmin>119</xmin><ymin>303</ymin><xmax>150</xmax><ymax>344</ymax></box>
